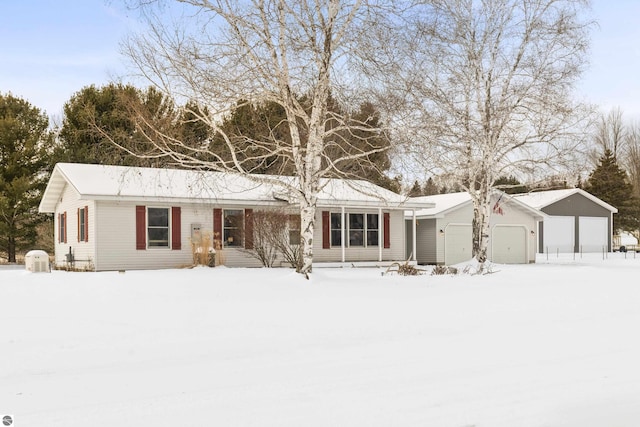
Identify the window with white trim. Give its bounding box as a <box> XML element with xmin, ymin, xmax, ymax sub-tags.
<box><xmin>331</xmin><ymin>212</ymin><xmax>342</xmax><ymax>246</ymax></box>
<box><xmin>224</xmin><ymin>209</ymin><xmax>244</xmax><ymax>247</ymax></box>
<box><xmin>367</xmin><ymin>213</ymin><xmax>379</xmax><ymax>246</ymax></box>
<box><xmin>79</xmin><ymin>207</ymin><xmax>87</xmax><ymax>242</ymax></box>
<box><xmin>349</xmin><ymin>213</ymin><xmax>364</xmax><ymax>246</ymax></box>
<box><xmin>289</xmin><ymin>214</ymin><xmax>301</xmax><ymax>245</ymax></box>
<box><xmin>148</xmin><ymin>207</ymin><xmax>169</xmax><ymax>247</ymax></box>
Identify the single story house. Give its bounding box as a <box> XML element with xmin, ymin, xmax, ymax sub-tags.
<box><xmin>405</xmin><ymin>192</ymin><xmax>546</xmax><ymax>265</ymax></box>
<box><xmin>38</xmin><ymin>163</ymin><xmax>433</xmax><ymax>271</ymax></box>
<box><xmin>513</xmin><ymin>188</ymin><xmax>618</xmax><ymax>253</ymax></box>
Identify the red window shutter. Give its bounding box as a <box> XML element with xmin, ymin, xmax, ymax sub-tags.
<box><xmin>213</xmin><ymin>208</ymin><xmax>222</xmax><ymax>244</ymax></box>
<box><xmin>136</xmin><ymin>205</ymin><xmax>146</xmax><ymax>250</ymax></box>
<box><xmin>322</xmin><ymin>211</ymin><xmax>330</xmax><ymax>249</ymax></box>
<box><xmin>383</xmin><ymin>212</ymin><xmax>390</xmax><ymax>249</ymax></box>
<box><xmin>84</xmin><ymin>206</ymin><xmax>89</xmax><ymax>242</ymax></box>
<box><xmin>77</xmin><ymin>208</ymin><xmax>81</xmax><ymax>242</ymax></box>
<box><xmin>63</xmin><ymin>212</ymin><xmax>67</xmax><ymax>244</ymax></box>
<box><xmin>171</xmin><ymin>207</ymin><xmax>181</xmax><ymax>250</ymax></box>
<box><xmin>244</xmin><ymin>209</ymin><xmax>254</xmax><ymax>249</ymax></box>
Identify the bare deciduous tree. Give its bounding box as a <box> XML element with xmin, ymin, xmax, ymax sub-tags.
<box><xmin>624</xmin><ymin>122</ymin><xmax>640</xmax><ymax>198</ymax></box>
<box><xmin>106</xmin><ymin>0</ymin><xmax>394</xmax><ymax>277</ymax></box>
<box><xmin>388</xmin><ymin>0</ymin><xmax>592</xmax><ymax>270</ymax></box>
<box><xmin>591</xmin><ymin>107</ymin><xmax>625</xmax><ymax>163</ymax></box>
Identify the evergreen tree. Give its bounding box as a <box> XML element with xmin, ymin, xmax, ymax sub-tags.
<box><xmin>0</xmin><ymin>93</ymin><xmax>52</xmax><ymax>262</ymax></box>
<box><xmin>57</xmin><ymin>84</ymin><xmax>199</xmax><ymax>167</ymax></box>
<box><xmin>584</xmin><ymin>149</ymin><xmax>640</xmax><ymax>233</ymax></box>
<box><xmin>407</xmin><ymin>180</ymin><xmax>424</xmax><ymax>197</ymax></box>
<box><xmin>211</xmin><ymin>98</ymin><xmax>399</xmax><ymax>191</ymax></box>
<box><xmin>422</xmin><ymin>177</ymin><xmax>439</xmax><ymax>195</ymax></box>
<box><xmin>494</xmin><ymin>175</ymin><xmax>528</xmax><ymax>194</ymax></box>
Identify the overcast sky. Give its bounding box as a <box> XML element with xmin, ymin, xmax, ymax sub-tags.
<box><xmin>1</xmin><ymin>1</ymin><xmax>639</xmax><ymax>120</ymax></box>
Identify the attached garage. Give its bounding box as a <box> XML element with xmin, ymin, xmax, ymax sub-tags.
<box><xmin>407</xmin><ymin>192</ymin><xmax>544</xmax><ymax>265</ymax></box>
<box><xmin>514</xmin><ymin>189</ymin><xmax>617</xmax><ymax>254</ymax></box>
<box><xmin>492</xmin><ymin>225</ymin><xmax>527</xmax><ymax>264</ymax></box>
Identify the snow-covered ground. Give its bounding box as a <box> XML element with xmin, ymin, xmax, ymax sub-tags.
<box><xmin>2</xmin><ymin>254</ymin><xmax>640</xmax><ymax>426</ymax></box>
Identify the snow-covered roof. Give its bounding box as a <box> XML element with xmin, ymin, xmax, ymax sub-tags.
<box><xmin>39</xmin><ymin>163</ymin><xmax>432</xmax><ymax>212</ymax></box>
<box><xmin>406</xmin><ymin>191</ymin><xmax>546</xmax><ymax>220</ymax></box>
<box><xmin>411</xmin><ymin>192</ymin><xmax>473</xmax><ymax>217</ymax></box>
<box><xmin>513</xmin><ymin>188</ymin><xmax>618</xmax><ymax>213</ymax></box>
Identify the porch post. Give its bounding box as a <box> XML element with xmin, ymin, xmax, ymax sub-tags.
<box><xmin>378</xmin><ymin>207</ymin><xmax>383</xmax><ymax>262</ymax></box>
<box><xmin>341</xmin><ymin>206</ymin><xmax>346</xmax><ymax>263</ymax></box>
<box><xmin>412</xmin><ymin>209</ymin><xmax>417</xmax><ymax>262</ymax></box>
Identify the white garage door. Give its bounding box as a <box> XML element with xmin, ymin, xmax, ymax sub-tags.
<box><xmin>492</xmin><ymin>225</ymin><xmax>527</xmax><ymax>264</ymax></box>
<box><xmin>543</xmin><ymin>216</ymin><xmax>574</xmax><ymax>253</ymax></box>
<box><xmin>579</xmin><ymin>216</ymin><xmax>608</xmax><ymax>252</ymax></box>
<box><xmin>444</xmin><ymin>224</ymin><xmax>472</xmax><ymax>265</ymax></box>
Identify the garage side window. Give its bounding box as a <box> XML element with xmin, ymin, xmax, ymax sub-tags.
<box><xmin>148</xmin><ymin>207</ymin><xmax>169</xmax><ymax>247</ymax></box>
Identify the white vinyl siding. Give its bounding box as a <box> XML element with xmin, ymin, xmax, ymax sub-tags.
<box><xmin>95</xmin><ymin>201</ymin><xmax>267</xmax><ymax>271</ymax></box>
<box><xmin>59</xmin><ymin>200</ymin><xmax>409</xmax><ymax>271</ymax></box>
<box><xmin>53</xmin><ymin>184</ymin><xmax>96</xmax><ymax>269</ymax></box>
<box><xmin>413</xmin><ymin>218</ymin><xmax>436</xmax><ymax>264</ymax></box>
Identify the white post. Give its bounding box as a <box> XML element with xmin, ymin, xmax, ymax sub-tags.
<box><xmin>341</xmin><ymin>206</ymin><xmax>346</xmax><ymax>264</ymax></box>
<box><xmin>378</xmin><ymin>207</ymin><xmax>383</xmax><ymax>262</ymax></box>
<box><xmin>412</xmin><ymin>209</ymin><xmax>417</xmax><ymax>262</ymax></box>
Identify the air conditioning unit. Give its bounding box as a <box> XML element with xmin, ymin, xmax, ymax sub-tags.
<box><xmin>25</xmin><ymin>250</ymin><xmax>51</xmax><ymax>273</ymax></box>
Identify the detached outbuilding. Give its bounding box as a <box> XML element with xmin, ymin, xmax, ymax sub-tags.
<box><xmin>513</xmin><ymin>188</ymin><xmax>618</xmax><ymax>254</ymax></box>
<box><xmin>39</xmin><ymin>163</ymin><xmax>431</xmax><ymax>271</ymax></box>
<box><xmin>406</xmin><ymin>192</ymin><xmax>545</xmax><ymax>265</ymax></box>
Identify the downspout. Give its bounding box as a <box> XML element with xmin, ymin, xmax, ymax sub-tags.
<box><xmin>341</xmin><ymin>206</ymin><xmax>346</xmax><ymax>264</ymax></box>
<box><xmin>378</xmin><ymin>207</ymin><xmax>382</xmax><ymax>262</ymax></box>
<box><xmin>412</xmin><ymin>209</ymin><xmax>417</xmax><ymax>262</ymax></box>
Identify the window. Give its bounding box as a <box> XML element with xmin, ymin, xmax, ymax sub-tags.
<box><xmin>349</xmin><ymin>213</ymin><xmax>364</xmax><ymax>246</ymax></box>
<box><xmin>331</xmin><ymin>212</ymin><xmax>342</xmax><ymax>246</ymax></box>
<box><xmin>224</xmin><ymin>209</ymin><xmax>244</xmax><ymax>247</ymax></box>
<box><xmin>367</xmin><ymin>214</ymin><xmax>379</xmax><ymax>247</ymax></box>
<box><xmin>289</xmin><ymin>214</ymin><xmax>301</xmax><ymax>245</ymax></box>
<box><xmin>78</xmin><ymin>207</ymin><xmax>87</xmax><ymax>242</ymax></box>
<box><xmin>148</xmin><ymin>207</ymin><xmax>169</xmax><ymax>247</ymax></box>
<box><xmin>58</xmin><ymin>212</ymin><xmax>67</xmax><ymax>243</ymax></box>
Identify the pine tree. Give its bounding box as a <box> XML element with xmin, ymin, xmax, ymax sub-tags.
<box><xmin>407</xmin><ymin>180</ymin><xmax>424</xmax><ymax>197</ymax></box>
<box><xmin>584</xmin><ymin>149</ymin><xmax>640</xmax><ymax>233</ymax></box>
<box><xmin>422</xmin><ymin>177</ymin><xmax>439</xmax><ymax>195</ymax></box>
<box><xmin>494</xmin><ymin>175</ymin><xmax>528</xmax><ymax>194</ymax></box>
<box><xmin>0</xmin><ymin>93</ymin><xmax>52</xmax><ymax>262</ymax></box>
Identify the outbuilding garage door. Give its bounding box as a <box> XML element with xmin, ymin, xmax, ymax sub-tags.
<box><xmin>491</xmin><ymin>225</ymin><xmax>527</xmax><ymax>264</ymax></box>
<box><xmin>444</xmin><ymin>224</ymin><xmax>472</xmax><ymax>265</ymax></box>
<box><xmin>543</xmin><ymin>216</ymin><xmax>574</xmax><ymax>253</ymax></box>
<box><xmin>578</xmin><ymin>216</ymin><xmax>608</xmax><ymax>252</ymax></box>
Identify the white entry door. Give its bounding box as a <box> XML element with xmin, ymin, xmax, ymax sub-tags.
<box><xmin>543</xmin><ymin>216</ymin><xmax>574</xmax><ymax>253</ymax></box>
<box><xmin>491</xmin><ymin>225</ymin><xmax>527</xmax><ymax>264</ymax></box>
<box><xmin>578</xmin><ymin>216</ymin><xmax>608</xmax><ymax>252</ymax></box>
<box><xmin>444</xmin><ymin>224</ymin><xmax>472</xmax><ymax>265</ymax></box>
